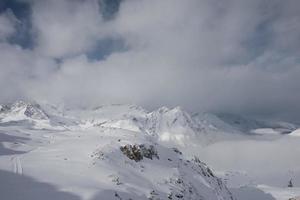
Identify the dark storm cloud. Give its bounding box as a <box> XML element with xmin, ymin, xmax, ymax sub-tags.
<box><xmin>0</xmin><ymin>0</ymin><xmax>300</xmax><ymax>120</ymax></box>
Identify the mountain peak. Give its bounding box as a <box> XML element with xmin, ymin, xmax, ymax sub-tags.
<box><xmin>0</xmin><ymin>100</ymin><xmax>52</xmax><ymax>129</ymax></box>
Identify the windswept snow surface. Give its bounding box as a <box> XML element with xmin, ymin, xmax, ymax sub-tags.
<box><xmin>0</xmin><ymin>101</ymin><xmax>299</xmax><ymax>200</ymax></box>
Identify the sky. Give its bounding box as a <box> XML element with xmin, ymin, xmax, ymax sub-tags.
<box><xmin>0</xmin><ymin>0</ymin><xmax>300</xmax><ymax>120</ymax></box>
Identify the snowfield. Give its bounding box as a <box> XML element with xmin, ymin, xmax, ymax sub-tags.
<box><xmin>0</xmin><ymin>101</ymin><xmax>299</xmax><ymax>200</ymax></box>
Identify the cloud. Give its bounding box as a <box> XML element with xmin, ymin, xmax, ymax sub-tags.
<box><xmin>0</xmin><ymin>0</ymin><xmax>300</xmax><ymax>120</ymax></box>
<box><xmin>0</xmin><ymin>9</ymin><xmax>17</xmax><ymax>41</ymax></box>
<box><xmin>196</xmin><ymin>136</ymin><xmax>300</xmax><ymax>186</ymax></box>
<box><xmin>31</xmin><ymin>0</ymin><xmax>111</xmax><ymax>58</ymax></box>
<box><xmin>0</xmin><ymin>42</ymin><xmax>56</xmax><ymax>103</ymax></box>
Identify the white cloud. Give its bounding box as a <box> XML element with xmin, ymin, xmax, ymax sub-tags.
<box><xmin>31</xmin><ymin>0</ymin><xmax>111</xmax><ymax>58</ymax></box>
<box><xmin>1</xmin><ymin>0</ymin><xmax>300</xmax><ymax>119</ymax></box>
<box><xmin>197</xmin><ymin>136</ymin><xmax>300</xmax><ymax>186</ymax></box>
<box><xmin>0</xmin><ymin>10</ymin><xmax>17</xmax><ymax>41</ymax></box>
<box><xmin>0</xmin><ymin>43</ymin><xmax>56</xmax><ymax>103</ymax></box>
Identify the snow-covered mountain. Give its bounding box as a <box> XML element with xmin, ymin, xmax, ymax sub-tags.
<box><xmin>0</xmin><ymin>101</ymin><xmax>299</xmax><ymax>200</ymax></box>
<box><xmin>1</xmin><ymin>101</ymin><xmax>296</xmax><ymax>137</ymax></box>
<box><xmin>0</xmin><ymin>101</ymin><xmax>81</xmax><ymax>130</ymax></box>
<box><xmin>0</xmin><ymin>101</ymin><xmax>237</xmax><ymax>200</ymax></box>
<box><xmin>0</xmin><ymin>101</ymin><xmax>48</xmax><ymax>121</ymax></box>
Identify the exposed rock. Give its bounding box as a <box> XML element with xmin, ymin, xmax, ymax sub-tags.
<box><xmin>120</xmin><ymin>144</ymin><xmax>159</xmax><ymax>162</ymax></box>
<box><xmin>24</xmin><ymin>103</ymin><xmax>48</xmax><ymax>120</ymax></box>
<box><xmin>289</xmin><ymin>197</ymin><xmax>300</xmax><ymax>200</ymax></box>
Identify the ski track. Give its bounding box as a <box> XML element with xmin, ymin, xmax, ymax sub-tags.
<box><xmin>11</xmin><ymin>156</ymin><xmax>23</xmax><ymax>175</ymax></box>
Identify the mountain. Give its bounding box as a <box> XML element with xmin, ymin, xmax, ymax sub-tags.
<box><xmin>0</xmin><ymin>101</ymin><xmax>52</xmax><ymax>129</ymax></box>
<box><xmin>0</xmin><ymin>101</ymin><xmax>236</xmax><ymax>200</ymax></box>
<box><xmin>0</xmin><ymin>101</ymin><xmax>80</xmax><ymax>130</ymax></box>
<box><xmin>1</xmin><ymin>101</ymin><xmax>297</xmax><ymax>138</ymax></box>
<box><xmin>1</xmin><ymin>101</ymin><xmax>299</xmax><ymax>199</ymax></box>
<box><xmin>0</xmin><ymin>101</ymin><xmax>48</xmax><ymax>121</ymax></box>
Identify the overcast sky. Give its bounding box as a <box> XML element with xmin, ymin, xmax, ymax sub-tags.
<box><xmin>0</xmin><ymin>0</ymin><xmax>300</xmax><ymax>120</ymax></box>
